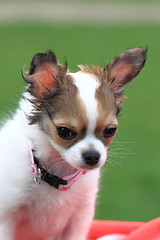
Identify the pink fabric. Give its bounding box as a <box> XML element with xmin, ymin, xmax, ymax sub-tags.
<box><xmin>29</xmin><ymin>143</ymin><xmax>39</xmax><ymax>179</ymax></box>
<box><xmin>88</xmin><ymin>218</ymin><xmax>160</xmax><ymax>240</ymax></box>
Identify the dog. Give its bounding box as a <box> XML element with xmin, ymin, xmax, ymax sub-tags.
<box><xmin>0</xmin><ymin>48</ymin><xmax>146</xmax><ymax>240</ymax></box>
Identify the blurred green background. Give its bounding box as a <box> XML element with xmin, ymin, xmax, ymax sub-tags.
<box><xmin>0</xmin><ymin>0</ymin><xmax>160</xmax><ymax>222</ymax></box>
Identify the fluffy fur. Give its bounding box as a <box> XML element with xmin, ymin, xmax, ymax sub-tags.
<box><xmin>0</xmin><ymin>48</ymin><xmax>146</xmax><ymax>240</ymax></box>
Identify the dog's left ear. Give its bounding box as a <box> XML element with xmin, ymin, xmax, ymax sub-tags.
<box><xmin>22</xmin><ymin>51</ymin><xmax>60</xmax><ymax>98</ymax></box>
<box><xmin>106</xmin><ymin>47</ymin><xmax>147</xmax><ymax>101</ymax></box>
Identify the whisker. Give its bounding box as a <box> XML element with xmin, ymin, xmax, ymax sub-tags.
<box><xmin>41</xmin><ymin>159</ymin><xmax>67</xmax><ymax>179</ymax></box>
<box><xmin>105</xmin><ymin>140</ymin><xmax>137</xmax><ymax>168</ymax></box>
<box><xmin>105</xmin><ymin>158</ymin><xmax>114</xmax><ymax>167</ymax></box>
<box><xmin>44</xmin><ymin>157</ymin><xmax>64</xmax><ymax>167</ymax></box>
<box><xmin>47</xmin><ymin>160</ymin><xmax>67</xmax><ymax>174</ymax></box>
<box><xmin>106</xmin><ymin>157</ymin><xmax>121</xmax><ymax>167</ymax></box>
<box><xmin>108</xmin><ymin>149</ymin><xmax>136</xmax><ymax>156</ymax></box>
<box><xmin>112</xmin><ymin>141</ymin><xmax>136</xmax><ymax>144</ymax></box>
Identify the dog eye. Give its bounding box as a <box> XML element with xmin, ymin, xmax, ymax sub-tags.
<box><xmin>103</xmin><ymin>127</ymin><xmax>117</xmax><ymax>138</ymax></box>
<box><xmin>56</xmin><ymin>126</ymin><xmax>77</xmax><ymax>140</ymax></box>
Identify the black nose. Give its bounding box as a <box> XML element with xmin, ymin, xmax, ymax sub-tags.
<box><xmin>82</xmin><ymin>150</ymin><xmax>100</xmax><ymax>166</ymax></box>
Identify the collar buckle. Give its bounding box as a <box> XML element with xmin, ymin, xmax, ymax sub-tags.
<box><xmin>34</xmin><ymin>167</ymin><xmax>42</xmax><ymax>184</ymax></box>
<box><xmin>30</xmin><ymin>143</ymin><xmax>67</xmax><ymax>189</ymax></box>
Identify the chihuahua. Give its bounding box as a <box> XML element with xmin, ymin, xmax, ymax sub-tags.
<box><xmin>0</xmin><ymin>48</ymin><xmax>146</xmax><ymax>240</ymax></box>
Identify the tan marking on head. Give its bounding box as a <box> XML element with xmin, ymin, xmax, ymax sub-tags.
<box><xmin>78</xmin><ymin>65</ymin><xmax>118</xmax><ymax>146</ymax></box>
<box><xmin>95</xmin><ymin>78</ymin><xmax>118</xmax><ymax>146</ymax></box>
<box><xmin>45</xmin><ymin>74</ymin><xmax>88</xmax><ymax>148</ymax></box>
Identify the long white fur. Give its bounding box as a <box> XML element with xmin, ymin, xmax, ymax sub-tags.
<box><xmin>0</xmin><ymin>71</ymin><xmax>105</xmax><ymax>240</ymax></box>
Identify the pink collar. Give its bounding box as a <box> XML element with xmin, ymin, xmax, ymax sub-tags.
<box><xmin>30</xmin><ymin>144</ymin><xmax>86</xmax><ymax>191</ymax></box>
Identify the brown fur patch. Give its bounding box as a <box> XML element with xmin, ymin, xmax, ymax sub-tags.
<box><xmin>79</xmin><ymin>64</ymin><xmax>122</xmax><ymax>117</ymax></box>
<box><xmin>27</xmin><ymin>62</ymin><xmax>69</xmax><ymax>125</ymax></box>
<box><xmin>79</xmin><ymin>65</ymin><xmax>118</xmax><ymax>146</ymax></box>
<box><xmin>95</xmin><ymin>82</ymin><xmax>118</xmax><ymax>146</ymax></box>
<box><xmin>47</xmin><ymin>75</ymin><xmax>88</xmax><ymax>148</ymax></box>
<box><xmin>28</xmin><ymin>73</ymin><xmax>88</xmax><ymax>148</ymax></box>
<box><xmin>79</xmin><ymin>65</ymin><xmax>109</xmax><ymax>84</ymax></box>
<box><xmin>79</xmin><ymin>64</ymin><xmax>120</xmax><ymax>116</ymax></box>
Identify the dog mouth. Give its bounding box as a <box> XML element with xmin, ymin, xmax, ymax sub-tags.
<box><xmin>59</xmin><ymin>169</ymin><xmax>86</xmax><ymax>191</ymax></box>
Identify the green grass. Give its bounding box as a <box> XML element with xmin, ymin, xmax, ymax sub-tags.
<box><xmin>0</xmin><ymin>23</ymin><xmax>160</xmax><ymax>222</ymax></box>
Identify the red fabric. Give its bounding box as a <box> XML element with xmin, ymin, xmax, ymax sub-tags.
<box><xmin>88</xmin><ymin>218</ymin><xmax>160</xmax><ymax>240</ymax></box>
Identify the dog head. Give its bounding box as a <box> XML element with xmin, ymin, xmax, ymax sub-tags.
<box><xmin>22</xmin><ymin>48</ymin><xmax>146</xmax><ymax>172</ymax></box>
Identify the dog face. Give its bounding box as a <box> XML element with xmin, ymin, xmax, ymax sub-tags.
<box><xmin>22</xmin><ymin>48</ymin><xmax>146</xmax><ymax>171</ymax></box>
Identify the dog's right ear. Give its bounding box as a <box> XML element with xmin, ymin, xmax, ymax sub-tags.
<box><xmin>22</xmin><ymin>51</ymin><xmax>60</xmax><ymax>98</ymax></box>
<box><xmin>106</xmin><ymin>47</ymin><xmax>147</xmax><ymax>102</ymax></box>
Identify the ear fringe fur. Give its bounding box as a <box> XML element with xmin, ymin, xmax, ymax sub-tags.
<box><xmin>79</xmin><ymin>65</ymin><xmax>109</xmax><ymax>83</ymax></box>
<box><xmin>22</xmin><ymin>51</ymin><xmax>69</xmax><ymax>100</ymax></box>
